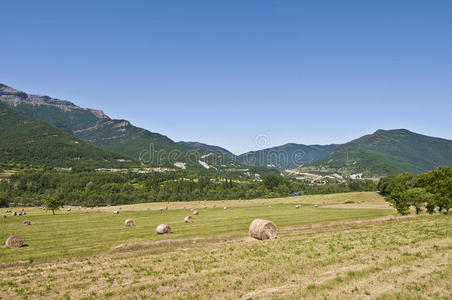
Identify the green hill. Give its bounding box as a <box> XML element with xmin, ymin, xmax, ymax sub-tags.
<box><xmin>178</xmin><ymin>141</ymin><xmax>237</xmax><ymax>160</ymax></box>
<box><xmin>0</xmin><ymin>84</ymin><xmax>233</xmax><ymax>169</ymax></box>
<box><xmin>236</xmin><ymin>143</ymin><xmax>339</xmax><ymax>170</ymax></box>
<box><xmin>0</xmin><ymin>103</ymin><xmax>128</xmax><ymax>168</ymax></box>
<box><xmin>303</xmin><ymin>129</ymin><xmax>452</xmax><ymax>176</ymax></box>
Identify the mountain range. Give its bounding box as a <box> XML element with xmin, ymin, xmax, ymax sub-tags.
<box><xmin>1</xmin><ymin>83</ymin><xmax>451</xmax><ymax>176</ymax></box>
<box><xmin>303</xmin><ymin>129</ymin><xmax>452</xmax><ymax>176</ymax></box>
<box><xmin>0</xmin><ymin>84</ymin><xmax>233</xmax><ymax>170</ymax></box>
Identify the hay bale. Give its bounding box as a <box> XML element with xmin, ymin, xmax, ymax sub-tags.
<box><xmin>156</xmin><ymin>224</ymin><xmax>171</xmax><ymax>234</ymax></box>
<box><xmin>184</xmin><ymin>216</ymin><xmax>193</xmax><ymax>223</ymax></box>
<box><xmin>295</xmin><ymin>205</ymin><xmax>300</xmax><ymax>209</ymax></box>
<box><xmin>193</xmin><ymin>210</ymin><xmax>199</xmax><ymax>215</ymax></box>
<box><xmin>5</xmin><ymin>235</ymin><xmax>23</xmax><ymax>248</ymax></box>
<box><xmin>203</xmin><ymin>205</ymin><xmax>207</xmax><ymax>209</ymax></box>
<box><xmin>67</xmin><ymin>208</ymin><xmax>71</xmax><ymax>212</ymax></box>
<box><xmin>314</xmin><ymin>204</ymin><xmax>319</xmax><ymax>208</ymax></box>
<box><xmin>249</xmin><ymin>219</ymin><xmax>277</xmax><ymax>240</ymax></box>
<box><xmin>23</xmin><ymin>220</ymin><xmax>31</xmax><ymax>226</ymax></box>
<box><xmin>113</xmin><ymin>210</ymin><xmax>119</xmax><ymax>214</ymax></box>
<box><xmin>124</xmin><ymin>219</ymin><xmax>135</xmax><ymax>227</ymax></box>
<box><xmin>224</xmin><ymin>207</ymin><xmax>228</xmax><ymax>210</ymax></box>
<box><xmin>1</xmin><ymin>215</ymin><xmax>6</xmax><ymax>218</ymax></box>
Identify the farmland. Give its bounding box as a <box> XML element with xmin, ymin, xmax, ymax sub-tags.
<box><xmin>1</xmin><ymin>192</ymin><xmax>451</xmax><ymax>299</ymax></box>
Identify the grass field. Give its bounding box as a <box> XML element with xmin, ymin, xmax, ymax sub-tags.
<box><xmin>1</xmin><ymin>192</ymin><xmax>451</xmax><ymax>299</ymax></box>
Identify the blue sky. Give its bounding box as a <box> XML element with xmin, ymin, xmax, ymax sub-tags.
<box><xmin>1</xmin><ymin>0</ymin><xmax>451</xmax><ymax>154</ymax></box>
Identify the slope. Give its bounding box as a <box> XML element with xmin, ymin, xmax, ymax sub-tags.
<box><xmin>0</xmin><ymin>103</ymin><xmax>128</xmax><ymax>168</ymax></box>
<box><xmin>304</xmin><ymin>129</ymin><xmax>452</xmax><ymax>176</ymax></box>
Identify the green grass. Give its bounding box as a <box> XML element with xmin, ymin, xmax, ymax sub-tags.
<box><xmin>0</xmin><ymin>213</ymin><xmax>450</xmax><ymax>299</ymax></box>
<box><xmin>0</xmin><ymin>192</ymin><xmax>394</xmax><ymax>263</ymax></box>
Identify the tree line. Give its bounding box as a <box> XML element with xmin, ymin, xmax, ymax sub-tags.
<box><xmin>0</xmin><ymin>169</ymin><xmax>376</xmax><ymax>207</ymax></box>
<box><xmin>377</xmin><ymin>166</ymin><xmax>452</xmax><ymax>215</ymax></box>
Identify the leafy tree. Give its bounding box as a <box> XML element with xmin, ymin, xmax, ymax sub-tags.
<box><xmin>403</xmin><ymin>188</ymin><xmax>434</xmax><ymax>214</ymax></box>
<box><xmin>45</xmin><ymin>196</ymin><xmax>63</xmax><ymax>215</ymax></box>
<box><xmin>263</xmin><ymin>173</ymin><xmax>283</xmax><ymax>191</ymax></box>
<box><xmin>416</xmin><ymin>166</ymin><xmax>452</xmax><ymax>214</ymax></box>
<box><xmin>388</xmin><ymin>186</ymin><xmax>411</xmax><ymax>215</ymax></box>
<box><xmin>377</xmin><ymin>173</ymin><xmax>414</xmax><ymax>196</ymax></box>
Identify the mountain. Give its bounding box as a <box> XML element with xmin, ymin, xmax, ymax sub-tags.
<box><xmin>0</xmin><ymin>102</ymin><xmax>127</xmax><ymax>168</ymax></box>
<box><xmin>0</xmin><ymin>84</ymin><xmax>233</xmax><ymax>169</ymax></box>
<box><xmin>236</xmin><ymin>143</ymin><xmax>339</xmax><ymax>170</ymax></box>
<box><xmin>303</xmin><ymin>129</ymin><xmax>452</xmax><ymax>176</ymax></box>
<box><xmin>178</xmin><ymin>141</ymin><xmax>236</xmax><ymax>160</ymax></box>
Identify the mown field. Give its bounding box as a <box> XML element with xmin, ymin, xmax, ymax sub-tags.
<box><xmin>1</xmin><ymin>192</ymin><xmax>451</xmax><ymax>299</ymax></box>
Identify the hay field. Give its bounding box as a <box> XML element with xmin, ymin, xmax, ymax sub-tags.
<box><xmin>1</xmin><ymin>192</ymin><xmax>451</xmax><ymax>299</ymax></box>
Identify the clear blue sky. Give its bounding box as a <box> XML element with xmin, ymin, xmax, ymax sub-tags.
<box><xmin>1</xmin><ymin>0</ymin><xmax>451</xmax><ymax>154</ymax></box>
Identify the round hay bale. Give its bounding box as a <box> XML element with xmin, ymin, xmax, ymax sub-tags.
<box><xmin>113</xmin><ymin>210</ymin><xmax>119</xmax><ymax>214</ymax></box>
<box><xmin>5</xmin><ymin>235</ymin><xmax>23</xmax><ymax>248</ymax></box>
<box><xmin>295</xmin><ymin>205</ymin><xmax>300</xmax><ymax>209</ymax></box>
<box><xmin>193</xmin><ymin>210</ymin><xmax>199</xmax><ymax>215</ymax></box>
<box><xmin>12</xmin><ymin>212</ymin><xmax>17</xmax><ymax>216</ymax></box>
<box><xmin>1</xmin><ymin>215</ymin><xmax>6</xmax><ymax>218</ymax></box>
<box><xmin>184</xmin><ymin>216</ymin><xmax>193</xmax><ymax>223</ymax></box>
<box><xmin>203</xmin><ymin>205</ymin><xmax>207</xmax><ymax>209</ymax></box>
<box><xmin>156</xmin><ymin>224</ymin><xmax>171</xmax><ymax>234</ymax></box>
<box><xmin>249</xmin><ymin>219</ymin><xmax>277</xmax><ymax>240</ymax></box>
<box><xmin>314</xmin><ymin>204</ymin><xmax>319</xmax><ymax>208</ymax></box>
<box><xmin>67</xmin><ymin>208</ymin><xmax>71</xmax><ymax>212</ymax></box>
<box><xmin>124</xmin><ymin>219</ymin><xmax>135</xmax><ymax>227</ymax></box>
<box><xmin>23</xmin><ymin>220</ymin><xmax>31</xmax><ymax>226</ymax></box>
<box><xmin>224</xmin><ymin>207</ymin><xmax>228</xmax><ymax>210</ymax></box>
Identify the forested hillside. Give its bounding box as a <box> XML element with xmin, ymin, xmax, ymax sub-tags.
<box><xmin>0</xmin><ymin>103</ymin><xmax>128</xmax><ymax>168</ymax></box>
<box><xmin>304</xmin><ymin>129</ymin><xmax>452</xmax><ymax>176</ymax></box>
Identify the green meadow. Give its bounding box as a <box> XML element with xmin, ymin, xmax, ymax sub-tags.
<box><xmin>1</xmin><ymin>192</ymin><xmax>393</xmax><ymax>263</ymax></box>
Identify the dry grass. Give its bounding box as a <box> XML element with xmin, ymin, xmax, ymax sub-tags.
<box><xmin>1</xmin><ymin>192</ymin><xmax>450</xmax><ymax>299</ymax></box>
<box><xmin>0</xmin><ymin>215</ymin><xmax>450</xmax><ymax>299</ymax></box>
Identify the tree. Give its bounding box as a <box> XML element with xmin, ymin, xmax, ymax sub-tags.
<box><xmin>45</xmin><ymin>196</ymin><xmax>63</xmax><ymax>215</ymax></box>
<box><xmin>378</xmin><ymin>173</ymin><xmax>414</xmax><ymax>196</ymax></box>
<box><xmin>263</xmin><ymin>173</ymin><xmax>283</xmax><ymax>191</ymax></box>
<box><xmin>403</xmin><ymin>188</ymin><xmax>434</xmax><ymax>214</ymax></box>
<box><xmin>388</xmin><ymin>187</ymin><xmax>411</xmax><ymax>215</ymax></box>
<box><xmin>416</xmin><ymin>166</ymin><xmax>452</xmax><ymax>214</ymax></box>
